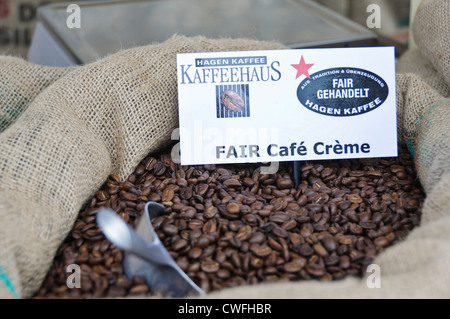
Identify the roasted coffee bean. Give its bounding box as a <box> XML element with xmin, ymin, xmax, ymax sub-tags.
<box><xmin>347</xmin><ymin>194</ymin><xmax>363</xmax><ymax>203</ymax></box>
<box><xmin>306</xmin><ymin>263</ymin><xmax>326</xmax><ymax>277</ymax></box>
<box><xmin>153</xmin><ymin>162</ymin><xmax>166</xmax><ymax>175</ymax></box>
<box><xmin>235</xmin><ymin>225</ymin><xmax>252</xmax><ymax>241</ymax></box>
<box><xmin>324</xmin><ymin>254</ymin><xmax>339</xmax><ymax>266</ymax></box>
<box><xmin>188</xmin><ymin>247</ymin><xmax>203</xmax><ymax>259</ymax></box>
<box><xmin>276</xmin><ymin>178</ymin><xmax>294</xmax><ymax>190</ymax></box>
<box><xmin>204</xmin><ymin>206</ymin><xmax>218</xmax><ymax>219</ymax></box>
<box><xmin>281</xmin><ymin>219</ymin><xmax>297</xmax><ymax>230</ymax></box>
<box><xmin>36</xmin><ymin>145</ymin><xmax>424</xmax><ymax>298</ymax></box>
<box><xmin>349</xmin><ymin>223</ymin><xmax>363</xmax><ymax>235</ymax></box>
<box><xmin>162</xmin><ymin>224</ymin><xmax>178</xmax><ymax>236</ymax></box>
<box><xmin>283</xmin><ymin>257</ymin><xmax>307</xmax><ymax>272</ymax></box>
<box><xmin>339</xmin><ymin>255</ymin><xmax>351</xmax><ymax>269</ymax></box>
<box><xmin>188</xmin><ymin>219</ymin><xmax>204</xmax><ymax>230</ymax></box>
<box><xmin>226</xmin><ymin>202</ymin><xmax>240</xmax><ymax>214</ymax></box>
<box><xmin>250</xmin><ymin>244</ymin><xmax>272</xmax><ymax>257</ymax></box>
<box><xmin>201</xmin><ymin>259</ymin><xmax>220</xmax><ymax>273</ymax></box>
<box><xmin>338</xmin><ymin>235</ymin><xmax>355</xmax><ymax>245</ymax></box>
<box><xmin>249</xmin><ymin>232</ymin><xmax>265</xmax><ymax>244</ymax></box>
<box><xmin>120</xmin><ymin>191</ymin><xmax>138</xmax><ymax>201</ymax></box>
<box><xmin>242</xmin><ymin>177</ymin><xmax>255</xmax><ymax>187</ymax></box>
<box><xmin>129</xmin><ymin>284</ymin><xmax>149</xmax><ymax>295</ymax></box>
<box><xmin>321</xmin><ymin>235</ymin><xmax>337</xmax><ymax>252</ymax></box>
<box><xmin>196</xmin><ymin>236</ymin><xmax>210</xmax><ymax>248</ymax></box>
<box><xmin>223</xmin><ymin>179</ymin><xmax>242</xmax><ymax>189</ymax></box>
<box><xmin>313</xmin><ymin>244</ymin><xmax>329</xmax><ymax>258</ymax></box>
<box><xmin>96</xmin><ymin>190</ymin><xmax>109</xmax><ymax>201</ymax></box>
<box><xmin>171</xmin><ymin>239</ymin><xmax>188</xmax><ymax>251</ymax></box>
<box><xmin>361</xmin><ymin>221</ymin><xmax>377</xmax><ymax>229</ymax></box>
<box><xmin>297</xmin><ymin>243</ymin><xmax>315</xmax><ymax>257</ymax></box>
<box><xmin>374</xmin><ymin>236</ymin><xmax>389</xmax><ymax>248</ymax></box>
<box><xmin>349</xmin><ymin>249</ymin><xmax>364</xmax><ymax>261</ymax></box>
<box><xmin>161</xmin><ymin>188</ymin><xmax>175</xmax><ymax>202</ymax></box>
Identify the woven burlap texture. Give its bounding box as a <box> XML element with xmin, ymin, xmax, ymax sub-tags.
<box><xmin>396</xmin><ymin>49</ymin><xmax>449</xmax><ymax>98</ymax></box>
<box><xmin>412</xmin><ymin>0</ymin><xmax>450</xmax><ymax>89</ymax></box>
<box><xmin>0</xmin><ymin>56</ymin><xmax>74</xmax><ymax>132</ymax></box>
<box><xmin>0</xmin><ymin>35</ymin><xmax>286</xmax><ymax>299</ymax></box>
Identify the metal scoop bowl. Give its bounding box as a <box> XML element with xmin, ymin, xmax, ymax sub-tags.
<box><xmin>96</xmin><ymin>201</ymin><xmax>204</xmax><ymax>297</ymax></box>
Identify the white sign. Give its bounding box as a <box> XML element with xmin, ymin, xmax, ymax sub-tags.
<box><xmin>177</xmin><ymin>47</ymin><xmax>397</xmax><ymax>165</ymax></box>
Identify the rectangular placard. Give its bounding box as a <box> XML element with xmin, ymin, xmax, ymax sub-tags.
<box><xmin>177</xmin><ymin>47</ymin><xmax>397</xmax><ymax>165</ymax></box>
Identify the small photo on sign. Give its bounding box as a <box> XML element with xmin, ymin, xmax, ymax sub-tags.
<box><xmin>216</xmin><ymin>84</ymin><xmax>250</xmax><ymax>118</ymax></box>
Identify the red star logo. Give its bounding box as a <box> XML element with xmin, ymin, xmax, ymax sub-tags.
<box><xmin>291</xmin><ymin>56</ymin><xmax>314</xmax><ymax>79</ymax></box>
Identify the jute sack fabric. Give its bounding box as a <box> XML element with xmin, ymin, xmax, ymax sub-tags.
<box><xmin>0</xmin><ymin>35</ymin><xmax>286</xmax><ymax>299</ymax></box>
<box><xmin>412</xmin><ymin>0</ymin><xmax>450</xmax><ymax>89</ymax></box>
<box><xmin>396</xmin><ymin>49</ymin><xmax>450</xmax><ymax>98</ymax></box>
<box><xmin>0</xmin><ymin>56</ymin><xmax>73</xmax><ymax>132</ymax></box>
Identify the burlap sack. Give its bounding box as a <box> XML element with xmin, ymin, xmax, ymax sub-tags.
<box><xmin>0</xmin><ymin>35</ymin><xmax>286</xmax><ymax>299</ymax></box>
<box><xmin>396</xmin><ymin>49</ymin><xmax>450</xmax><ymax>98</ymax></box>
<box><xmin>0</xmin><ymin>56</ymin><xmax>73</xmax><ymax>131</ymax></box>
<box><xmin>412</xmin><ymin>0</ymin><xmax>450</xmax><ymax>89</ymax></box>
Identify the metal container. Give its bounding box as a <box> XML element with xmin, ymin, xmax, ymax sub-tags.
<box><xmin>28</xmin><ymin>0</ymin><xmax>376</xmax><ymax>66</ymax></box>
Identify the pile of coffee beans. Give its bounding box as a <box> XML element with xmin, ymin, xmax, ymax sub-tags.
<box><xmin>34</xmin><ymin>145</ymin><xmax>424</xmax><ymax>298</ymax></box>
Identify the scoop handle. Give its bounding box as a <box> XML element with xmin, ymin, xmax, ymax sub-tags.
<box><xmin>96</xmin><ymin>208</ymin><xmax>170</xmax><ymax>266</ymax></box>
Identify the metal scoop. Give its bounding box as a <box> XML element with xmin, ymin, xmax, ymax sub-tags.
<box><xmin>96</xmin><ymin>201</ymin><xmax>204</xmax><ymax>297</ymax></box>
